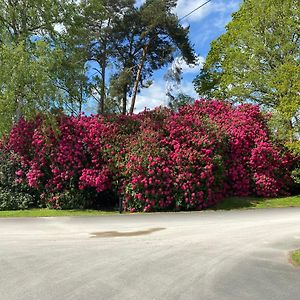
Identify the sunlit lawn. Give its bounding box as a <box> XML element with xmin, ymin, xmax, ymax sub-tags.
<box><xmin>1</xmin><ymin>195</ymin><xmax>300</xmax><ymax>217</ymax></box>
<box><xmin>212</xmin><ymin>195</ymin><xmax>300</xmax><ymax>210</ymax></box>
<box><xmin>0</xmin><ymin>209</ymin><xmax>118</xmax><ymax>218</ymax></box>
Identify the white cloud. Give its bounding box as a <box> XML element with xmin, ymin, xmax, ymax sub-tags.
<box><xmin>135</xmin><ymin>0</ymin><xmax>240</xmax><ymax>24</ymax></box>
<box><xmin>54</xmin><ymin>23</ymin><xmax>66</xmax><ymax>33</ymax></box>
<box><xmin>135</xmin><ymin>0</ymin><xmax>145</xmax><ymax>7</ymax></box>
<box><xmin>135</xmin><ymin>81</ymin><xmax>167</xmax><ymax>112</ymax></box>
<box><xmin>172</xmin><ymin>55</ymin><xmax>205</xmax><ymax>74</ymax></box>
<box><xmin>175</xmin><ymin>0</ymin><xmax>240</xmax><ymax>23</ymax></box>
<box><xmin>134</xmin><ymin>78</ymin><xmax>199</xmax><ymax>113</ymax></box>
<box><xmin>136</xmin><ymin>0</ymin><xmax>212</xmax><ymax>21</ymax></box>
<box><xmin>175</xmin><ymin>0</ymin><xmax>213</xmax><ymax>22</ymax></box>
<box><xmin>180</xmin><ymin>81</ymin><xmax>198</xmax><ymax>99</ymax></box>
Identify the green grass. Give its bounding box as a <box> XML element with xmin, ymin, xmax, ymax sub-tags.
<box><xmin>290</xmin><ymin>249</ymin><xmax>300</xmax><ymax>267</ymax></box>
<box><xmin>212</xmin><ymin>195</ymin><xmax>300</xmax><ymax>210</ymax></box>
<box><xmin>0</xmin><ymin>208</ymin><xmax>118</xmax><ymax>218</ymax></box>
<box><xmin>0</xmin><ymin>195</ymin><xmax>299</xmax><ymax>217</ymax></box>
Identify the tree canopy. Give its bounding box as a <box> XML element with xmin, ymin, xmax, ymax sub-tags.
<box><xmin>0</xmin><ymin>0</ymin><xmax>68</xmax><ymax>133</ymax></box>
<box><xmin>194</xmin><ymin>0</ymin><xmax>300</xmax><ymax>140</ymax></box>
<box><xmin>0</xmin><ymin>0</ymin><xmax>195</xmax><ymax>134</ymax></box>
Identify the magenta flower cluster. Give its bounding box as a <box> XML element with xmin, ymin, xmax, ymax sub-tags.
<box><xmin>6</xmin><ymin>100</ymin><xmax>295</xmax><ymax>211</ymax></box>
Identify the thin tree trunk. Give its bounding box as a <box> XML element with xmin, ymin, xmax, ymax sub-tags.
<box><xmin>129</xmin><ymin>44</ymin><xmax>149</xmax><ymax>115</ymax></box>
<box><xmin>98</xmin><ymin>58</ymin><xmax>106</xmax><ymax>115</ymax></box>
<box><xmin>14</xmin><ymin>96</ymin><xmax>22</xmax><ymax>124</ymax></box>
<box><xmin>122</xmin><ymin>85</ymin><xmax>128</xmax><ymax>115</ymax></box>
<box><xmin>79</xmin><ymin>84</ymin><xmax>83</xmax><ymax>114</ymax></box>
<box><xmin>97</xmin><ymin>19</ymin><xmax>112</xmax><ymax>115</ymax></box>
<box><xmin>289</xmin><ymin>119</ymin><xmax>295</xmax><ymax>142</ymax></box>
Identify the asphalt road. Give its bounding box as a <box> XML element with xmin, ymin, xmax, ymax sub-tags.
<box><xmin>1</xmin><ymin>208</ymin><xmax>300</xmax><ymax>300</ymax></box>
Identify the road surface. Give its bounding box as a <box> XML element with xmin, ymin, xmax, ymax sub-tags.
<box><xmin>1</xmin><ymin>208</ymin><xmax>300</xmax><ymax>299</ymax></box>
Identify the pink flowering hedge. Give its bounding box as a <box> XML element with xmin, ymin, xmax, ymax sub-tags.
<box><xmin>2</xmin><ymin>100</ymin><xmax>296</xmax><ymax>211</ymax></box>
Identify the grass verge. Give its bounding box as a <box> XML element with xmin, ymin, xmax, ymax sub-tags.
<box><xmin>0</xmin><ymin>209</ymin><xmax>118</xmax><ymax>218</ymax></box>
<box><xmin>211</xmin><ymin>195</ymin><xmax>300</xmax><ymax>210</ymax></box>
<box><xmin>0</xmin><ymin>195</ymin><xmax>299</xmax><ymax>217</ymax></box>
<box><xmin>290</xmin><ymin>249</ymin><xmax>300</xmax><ymax>267</ymax></box>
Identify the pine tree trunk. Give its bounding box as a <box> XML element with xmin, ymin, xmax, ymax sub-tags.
<box><xmin>79</xmin><ymin>84</ymin><xmax>83</xmax><ymax>114</ymax></box>
<box><xmin>122</xmin><ymin>85</ymin><xmax>128</xmax><ymax>115</ymax></box>
<box><xmin>98</xmin><ymin>60</ymin><xmax>106</xmax><ymax>115</ymax></box>
<box><xmin>129</xmin><ymin>44</ymin><xmax>149</xmax><ymax>115</ymax></box>
<box><xmin>98</xmin><ymin>37</ymin><xmax>108</xmax><ymax>115</ymax></box>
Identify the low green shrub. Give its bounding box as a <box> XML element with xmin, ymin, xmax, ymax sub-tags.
<box><xmin>286</xmin><ymin>142</ymin><xmax>300</xmax><ymax>192</ymax></box>
<box><xmin>0</xmin><ymin>188</ymin><xmax>36</xmax><ymax>210</ymax></box>
<box><xmin>0</xmin><ymin>149</ymin><xmax>38</xmax><ymax>210</ymax></box>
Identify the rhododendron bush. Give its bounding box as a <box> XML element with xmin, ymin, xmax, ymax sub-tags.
<box><xmin>2</xmin><ymin>100</ymin><xmax>296</xmax><ymax>211</ymax></box>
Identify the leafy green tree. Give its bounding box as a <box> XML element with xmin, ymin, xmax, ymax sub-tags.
<box><xmin>50</xmin><ymin>43</ymin><xmax>90</xmax><ymax>115</ymax></box>
<box><xmin>0</xmin><ymin>0</ymin><xmax>62</xmax><ymax>42</ymax></box>
<box><xmin>128</xmin><ymin>0</ymin><xmax>195</xmax><ymax>114</ymax></box>
<box><xmin>194</xmin><ymin>0</ymin><xmax>300</xmax><ymax>140</ymax></box>
<box><xmin>109</xmin><ymin>68</ymin><xmax>134</xmax><ymax>114</ymax></box>
<box><xmin>51</xmin><ymin>8</ymin><xmax>91</xmax><ymax>116</ymax></box>
<box><xmin>0</xmin><ymin>0</ymin><xmax>69</xmax><ymax>132</ymax></box>
<box><xmin>0</xmin><ymin>41</ymin><xmax>63</xmax><ymax>134</ymax></box>
<box><xmin>77</xmin><ymin>0</ymin><xmax>135</xmax><ymax>114</ymax></box>
<box><xmin>108</xmin><ymin>5</ymin><xmax>153</xmax><ymax>115</ymax></box>
<box><xmin>168</xmin><ymin>93</ymin><xmax>194</xmax><ymax>111</ymax></box>
<box><xmin>0</xmin><ymin>0</ymin><xmax>196</xmax><ymax>127</ymax></box>
<box><xmin>90</xmin><ymin>0</ymin><xmax>195</xmax><ymax>115</ymax></box>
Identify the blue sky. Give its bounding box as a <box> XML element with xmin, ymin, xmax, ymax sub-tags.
<box><xmin>134</xmin><ymin>0</ymin><xmax>242</xmax><ymax>112</ymax></box>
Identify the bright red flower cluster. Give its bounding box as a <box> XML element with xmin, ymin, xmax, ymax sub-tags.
<box><xmin>6</xmin><ymin>100</ymin><xmax>296</xmax><ymax>211</ymax></box>
<box><xmin>181</xmin><ymin>101</ymin><xmax>294</xmax><ymax>198</ymax></box>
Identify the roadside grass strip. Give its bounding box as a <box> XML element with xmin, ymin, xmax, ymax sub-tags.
<box><xmin>0</xmin><ymin>209</ymin><xmax>117</xmax><ymax>218</ymax></box>
<box><xmin>290</xmin><ymin>249</ymin><xmax>300</xmax><ymax>267</ymax></box>
<box><xmin>212</xmin><ymin>195</ymin><xmax>300</xmax><ymax>210</ymax></box>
